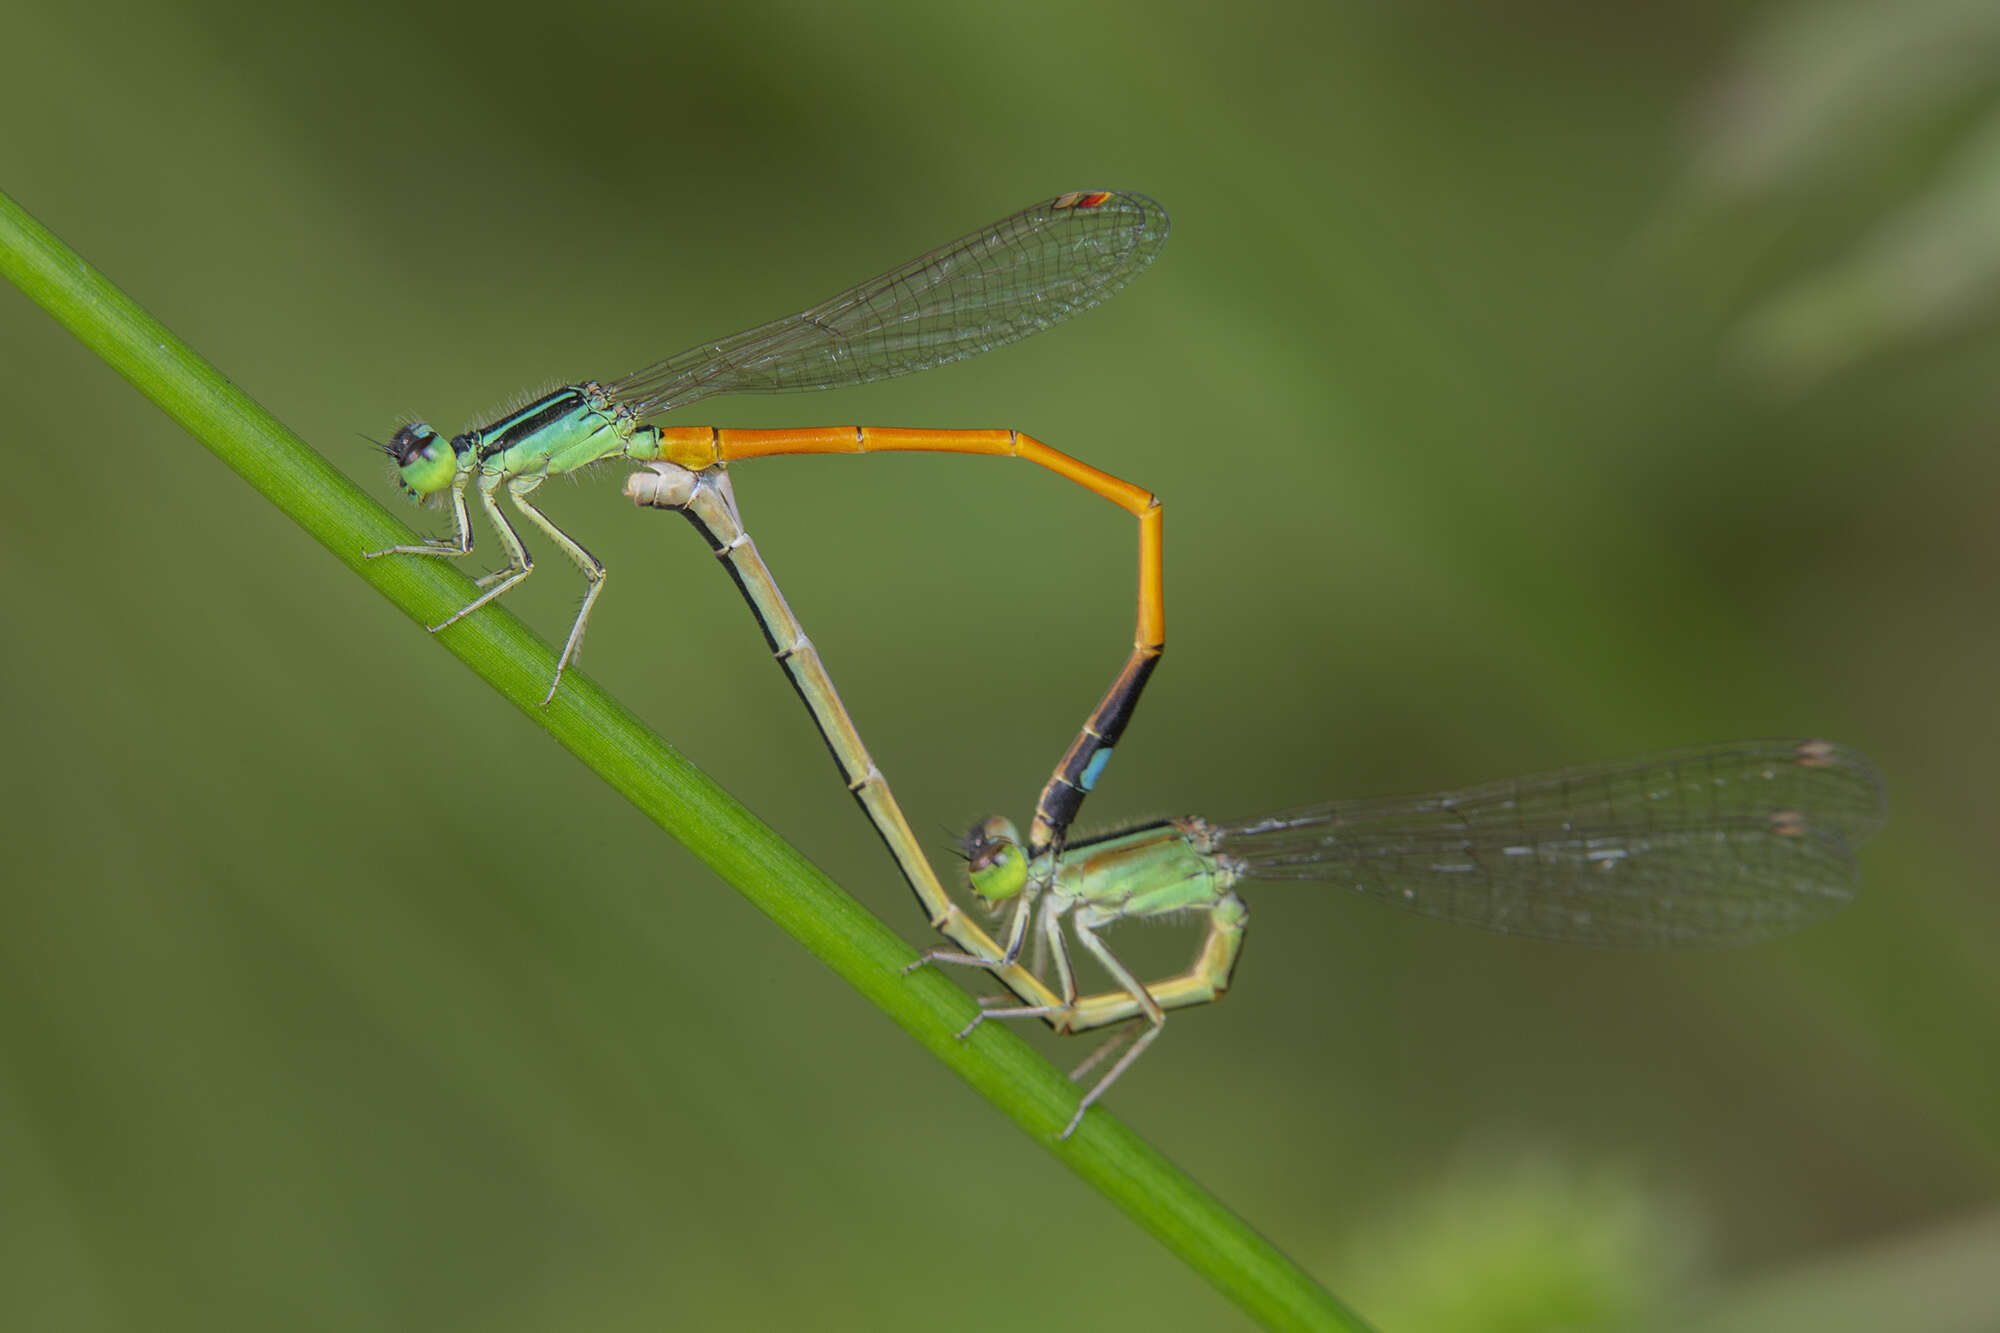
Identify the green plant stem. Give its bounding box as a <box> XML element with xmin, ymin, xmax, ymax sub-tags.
<box><xmin>0</xmin><ymin>186</ymin><xmax>1371</xmax><ymax>1333</ymax></box>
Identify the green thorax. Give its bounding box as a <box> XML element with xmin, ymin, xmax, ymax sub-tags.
<box><xmin>462</xmin><ymin>383</ymin><xmax>647</xmax><ymax>481</ymax></box>
<box><xmin>1042</xmin><ymin>817</ymin><xmax>1236</xmax><ymax>916</ymax></box>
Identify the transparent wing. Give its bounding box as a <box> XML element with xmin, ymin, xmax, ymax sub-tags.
<box><xmin>603</xmin><ymin>191</ymin><xmax>1167</xmax><ymax>419</ymax></box>
<box><xmin>1214</xmin><ymin>739</ymin><xmax>1886</xmax><ymax>948</ymax></box>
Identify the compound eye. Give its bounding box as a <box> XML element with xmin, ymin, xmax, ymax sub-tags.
<box><xmin>387</xmin><ymin>423</ymin><xmax>439</xmax><ymax>468</ymax></box>
<box><xmin>385</xmin><ymin>423</ymin><xmax>458</xmax><ymax>497</ymax></box>
<box><xmin>960</xmin><ymin>815</ymin><xmax>1015</xmax><ymax>866</ymax></box>
<box><xmin>962</xmin><ymin>817</ymin><xmax>1028</xmax><ymax>902</ymax></box>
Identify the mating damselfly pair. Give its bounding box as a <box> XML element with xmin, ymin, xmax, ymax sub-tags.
<box><xmin>372</xmin><ymin>191</ymin><xmax>1885</xmax><ymax>1138</ymax></box>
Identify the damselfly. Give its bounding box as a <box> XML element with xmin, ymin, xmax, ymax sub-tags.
<box><xmin>948</xmin><ymin>738</ymin><xmax>1885</xmax><ymax>1137</ymax></box>
<box><xmin>379</xmin><ymin>191</ymin><xmax>1167</xmax><ymax>999</ymax></box>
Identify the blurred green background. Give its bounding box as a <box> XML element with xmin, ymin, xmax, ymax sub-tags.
<box><xmin>4</xmin><ymin>1</ymin><xmax>1997</xmax><ymax>1329</ymax></box>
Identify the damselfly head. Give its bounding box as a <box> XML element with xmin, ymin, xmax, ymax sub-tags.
<box><xmin>383</xmin><ymin>422</ymin><xmax>458</xmax><ymax>500</ymax></box>
<box><xmin>962</xmin><ymin>816</ymin><xmax>1029</xmax><ymax>904</ymax></box>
